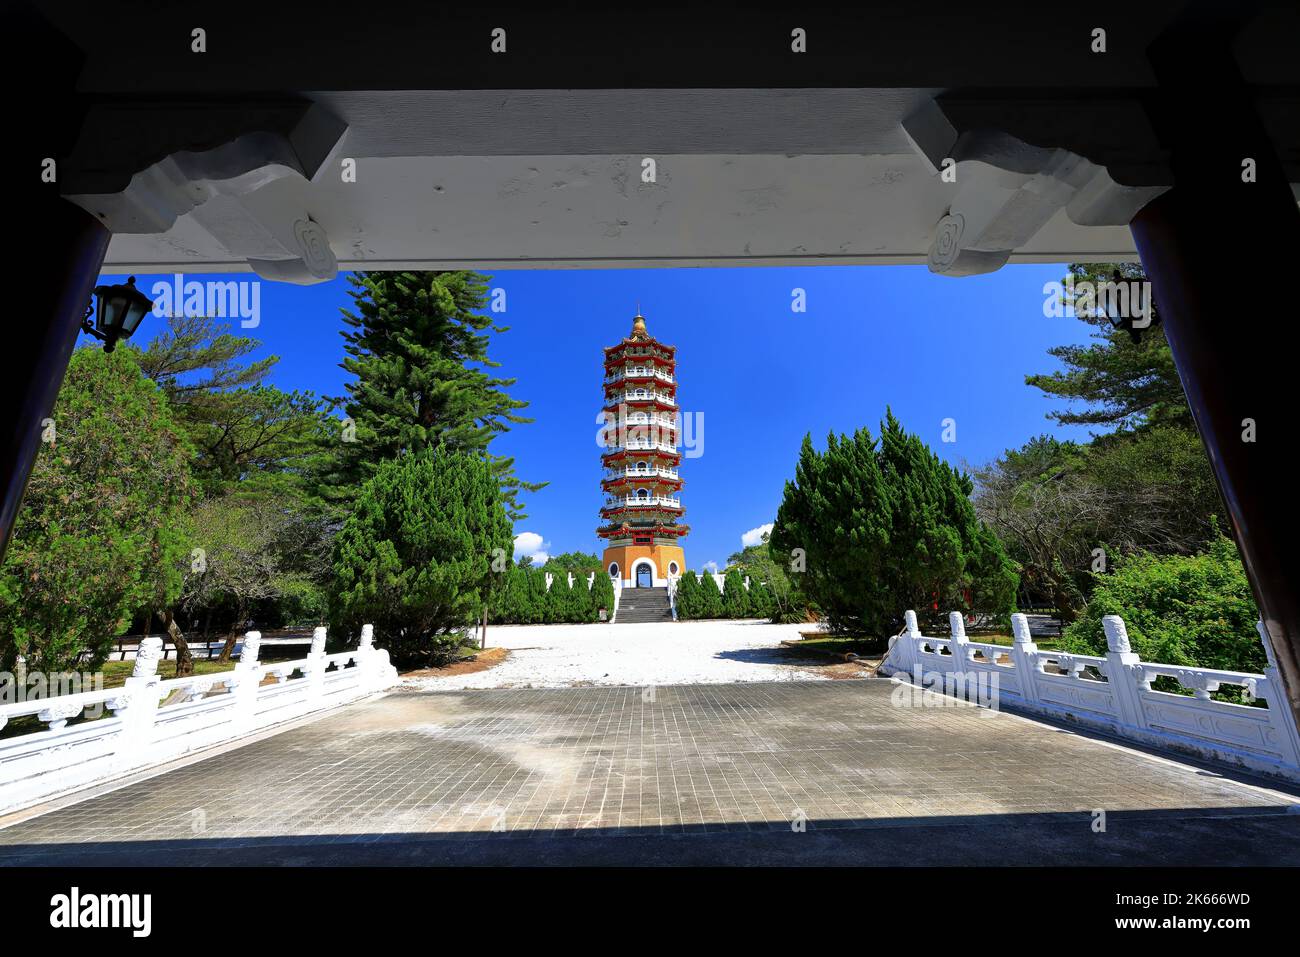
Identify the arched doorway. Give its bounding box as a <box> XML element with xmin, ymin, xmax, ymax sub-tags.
<box><xmin>636</xmin><ymin>564</ymin><xmax>652</xmax><ymax>588</ymax></box>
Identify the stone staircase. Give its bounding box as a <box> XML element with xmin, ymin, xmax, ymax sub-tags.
<box><xmin>615</xmin><ymin>586</ymin><xmax>674</xmax><ymax>624</ymax></box>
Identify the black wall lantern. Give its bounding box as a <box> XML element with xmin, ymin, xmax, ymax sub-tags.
<box><xmin>81</xmin><ymin>276</ymin><xmax>153</xmax><ymax>352</ymax></box>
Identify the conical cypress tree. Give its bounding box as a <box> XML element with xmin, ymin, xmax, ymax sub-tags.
<box><xmin>673</xmin><ymin>570</ymin><xmax>699</xmax><ymax>619</ymax></box>
<box><xmin>590</xmin><ymin>572</ymin><xmax>616</xmax><ymax>621</ymax></box>
<box><xmin>722</xmin><ymin>569</ymin><xmax>750</xmax><ymax>618</ymax></box>
<box><xmin>748</xmin><ymin>580</ymin><xmax>775</xmax><ymax>620</ymax></box>
<box><xmin>329</xmin><ymin>271</ymin><xmax>544</xmax><ymax>518</ymax></box>
<box><xmin>699</xmin><ymin>572</ymin><xmax>724</xmax><ymax>619</ymax></box>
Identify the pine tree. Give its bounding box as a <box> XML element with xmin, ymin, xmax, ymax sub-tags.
<box><xmin>721</xmin><ymin>569</ymin><xmax>751</xmax><ymax>618</ymax></box>
<box><xmin>330</xmin><ymin>271</ymin><xmax>544</xmax><ymax>518</ymax></box>
<box><xmin>329</xmin><ymin>448</ymin><xmax>512</xmax><ymax>665</ymax></box>
<box><xmin>771</xmin><ymin>410</ymin><xmax>1017</xmax><ymax>638</ymax></box>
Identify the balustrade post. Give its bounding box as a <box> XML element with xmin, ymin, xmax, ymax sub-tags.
<box><xmin>306</xmin><ymin>626</ymin><xmax>327</xmax><ymax>704</ymax></box>
<box><xmin>1102</xmin><ymin>616</ymin><xmax>1148</xmax><ymax>733</ymax></box>
<box><xmin>886</xmin><ymin>610</ymin><xmax>922</xmax><ymax>678</ymax></box>
<box><xmin>1255</xmin><ymin>620</ymin><xmax>1300</xmax><ymax>767</ymax></box>
<box><xmin>1008</xmin><ymin>613</ymin><xmax>1041</xmax><ymax>705</ymax></box>
<box><xmin>356</xmin><ymin>623</ymin><xmax>396</xmax><ymax>693</ymax></box>
<box><xmin>947</xmin><ymin>611</ymin><xmax>971</xmax><ymax>697</ymax></box>
<box><xmin>113</xmin><ymin>636</ymin><xmax>164</xmax><ymax>770</ymax></box>
<box><xmin>231</xmin><ymin>631</ymin><xmax>262</xmax><ymax>732</ymax></box>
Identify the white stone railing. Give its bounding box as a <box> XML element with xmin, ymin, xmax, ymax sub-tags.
<box><xmin>603</xmin><ymin>495</ymin><xmax>682</xmax><ymax>510</ymax></box>
<box><xmin>611</xmin><ymin>466</ymin><xmax>679</xmax><ymax>480</ymax></box>
<box><xmin>613</xmin><ymin>390</ymin><xmax>676</xmax><ymax>406</ymax></box>
<box><xmin>880</xmin><ymin>610</ymin><xmax>1300</xmax><ymax>783</ymax></box>
<box><xmin>609</xmin><ymin>440</ymin><xmax>678</xmax><ymax>455</ymax></box>
<box><xmin>0</xmin><ymin>624</ymin><xmax>397</xmax><ymax>816</ymax></box>
<box><xmin>604</xmin><ymin>367</ymin><xmax>674</xmax><ymax>384</ymax></box>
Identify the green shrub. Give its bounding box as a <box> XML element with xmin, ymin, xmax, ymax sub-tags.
<box><xmin>1060</xmin><ymin>535</ymin><xmax>1263</xmax><ymax>673</ymax></box>
<box><xmin>0</xmin><ymin>348</ymin><xmax>195</xmax><ymax>672</ymax></box>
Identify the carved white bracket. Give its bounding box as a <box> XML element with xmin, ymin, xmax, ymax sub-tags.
<box><xmin>903</xmin><ymin>98</ymin><xmax>1167</xmax><ymax>276</ymax></box>
<box><xmin>64</xmin><ymin>107</ymin><xmax>346</xmax><ymax>285</ymax></box>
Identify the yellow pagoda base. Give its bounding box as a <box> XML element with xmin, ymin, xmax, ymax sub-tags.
<box><xmin>602</xmin><ymin>542</ymin><xmax>685</xmax><ymax>588</ymax></box>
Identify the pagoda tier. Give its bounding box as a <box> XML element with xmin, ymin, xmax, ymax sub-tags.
<box><xmin>601</xmin><ymin>473</ymin><xmax>682</xmax><ymax>493</ymax></box>
<box><xmin>600</xmin><ymin>446</ymin><xmax>681</xmax><ymax>464</ymax></box>
<box><xmin>596</xmin><ymin>522</ymin><xmax>690</xmax><ymax>540</ymax></box>
<box><xmin>598</xmin><ymin>313</ymin><xmax>687</xmax><ymax>588</ymax></box>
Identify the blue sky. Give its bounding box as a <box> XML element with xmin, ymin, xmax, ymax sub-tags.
<box><xmin>91</xmin><ymin>264</ymin><xmax>1098</xmax><ymax>573</ymax></box>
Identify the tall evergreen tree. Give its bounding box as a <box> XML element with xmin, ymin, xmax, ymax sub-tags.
<box><xmin>330</xmin><ymin>271</ymin><xmax>543</xmax><ymax>518</ymax></box>
<box><xmin>674</xmin><ymin>570</ymin><xmax>701</xmax><ymax>620</ymax></box>
<box><xmin>771</xmin><ymin>411</ymin><xmax>1017</xmax><ymax>637</ymax></box>
<box><xmin>590</xmin><ymin>572</ymin><xmax>616</xmax><ymax>621</ymax></box>
<box><xmin>1028</xmin><ymin>262</ymin><xmax>1189</xmax><ymax>430</ymax></box>
<box><xmin>698</xmin><ymin>573</ymin><xmax>724</xmax><ymax>619</ymax></box>
<box><xmin>329</xmin><ymin>448</ymin><xmax>511</xmax><ymax>665</ymax></box>
<box><xmin>721</xmin><ymin>569</ymin><xmax>751</xmax><ymax>618</ymax></box>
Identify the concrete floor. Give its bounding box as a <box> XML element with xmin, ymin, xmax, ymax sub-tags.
<box><xmin>2</xmin><ymin>680</ymin><xmax>1298</xmax><ymax>866</ymax></box>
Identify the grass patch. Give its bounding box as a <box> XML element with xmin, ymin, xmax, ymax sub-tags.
<box><xmin>98</xmin><ymin>658</ymin><xmax>236</xmax><ymax>690</ymax></box>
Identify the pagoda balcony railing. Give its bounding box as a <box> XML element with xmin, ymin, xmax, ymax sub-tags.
<box><xmin>621</xmin><ymin>413</ymin><xmax>676</xmax><ymax>427</ymax></box>
<box><xmin>606</xmin><ymin>440</ymin><xmax>679</xmax><ymax>455</ymax></box>
<box><xmin>610</xmin><ymin>390</ymin><xmax>676</xmax><ymax>406</ymax></box>
<box><xmin>609</xmin><ymin>466</ymin><xmax>680</xmax><ymax>480</ymax></box>
<box><xmin>603</xmin><ymin>495</ymin><xmax>683</xmax><ymax>510</ymax></box>
<box><xmin>604</xmin><ymin>367</ymin><xmax>675</xmax><ymax>384</ymax></box>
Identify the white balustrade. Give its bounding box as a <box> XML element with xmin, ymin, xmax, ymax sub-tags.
<box><xmin>0</xmin><ymin>624</ymin><xmax>397</xmax><ymax>816</ymax></box>
<box><xmin>603</xmin><ymin>495</ymin><xmax>683</xmax><ymax>510</ymax></box>
<box><xmin>881</xmin><ymin>610</ymin><xmax>1300</xmax><ymax>783</ymax></box>
<box><xmin>611</xmin><ymin>390</ymin><xmax>676</xmax><ymax>406</ymax></box>
<box><xmin>608</xmin><ymin>466</ymin><xmax>679</xmax><ymax>480</ymax></box>
<box><xmin>604</xmin><ymin>366</ymin><xmax>675</xmax><ymax>384</ymax></box>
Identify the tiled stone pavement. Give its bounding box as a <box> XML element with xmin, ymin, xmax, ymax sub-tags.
<box><xmin>3</xmin><ymin>681</ymin><xmax>1298</xmax><ymax>865</ymax></box>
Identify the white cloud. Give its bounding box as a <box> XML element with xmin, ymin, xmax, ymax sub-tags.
<box><xmin>741</xmin><ymin>523</ymin><xmax>774</xmax><ymax>548</ymax></box>
<box><xmin>702</xmin><ymin>560</ymin><xmax>719</xmax><ymax>574</ymax></box>
<box><xmin>513</xmin><ymin>532</ymin><xmax>550</xmax><ymax>566</ymax></box>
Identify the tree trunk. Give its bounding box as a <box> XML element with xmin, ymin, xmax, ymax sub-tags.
<box><xmin>161</xmin><ymin>609</ymin><xmax>193</xmax><ymax>678</ymax></box>
<box><xmin>216</xmin><ymin>602</ymin><xmax>246</xmax><ymax>662</ymax></box>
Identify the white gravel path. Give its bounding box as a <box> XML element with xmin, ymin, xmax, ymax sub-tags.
<box><xmin>401</xmin><ymin>619</ymin><xmax>835</xmax><ymax>690</ymax></box>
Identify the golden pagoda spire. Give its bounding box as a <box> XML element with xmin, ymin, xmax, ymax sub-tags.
<box><xmin>630</xmin><ymin>308</ymin><xmax>647</xmax><ymax>339</ymax></box>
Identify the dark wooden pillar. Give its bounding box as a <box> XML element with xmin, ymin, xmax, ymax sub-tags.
<box><xmin>1131</xmin><ymin>19</ymin><xmax>1300</xmax><ymax>731</ymax></box>
<box><xmin>0</xmin><ymin>199</ymin><xmax>109</xmax><ymax>562</ymax></box>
